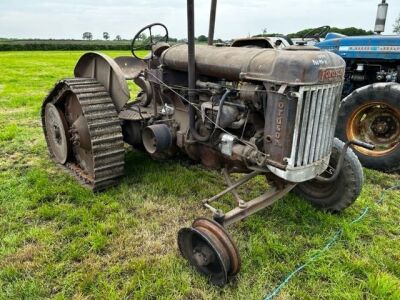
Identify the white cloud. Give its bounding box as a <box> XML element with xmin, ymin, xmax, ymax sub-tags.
<box><xmin>0</xmin><ymin>0</ymin><xmax>399</xmax><ymax>39</ymax></box>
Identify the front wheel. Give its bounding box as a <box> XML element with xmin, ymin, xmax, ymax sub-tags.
<box><xmin>292</xmin><ymin>138</ymin><xmax>364</xmax><ymax>212</ymax></box>
<box><xmin>335</xmin><ymin>83</ymin><xmax>400</xmax><ymax>172</ymax></box>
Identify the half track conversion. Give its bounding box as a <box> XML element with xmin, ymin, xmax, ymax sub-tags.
<box><xmin>42</xmin><ymin>78</ymin><xmax>124</xmax><ymax>191</ymax></box>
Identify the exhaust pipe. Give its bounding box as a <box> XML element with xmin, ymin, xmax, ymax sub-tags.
<box><xmin>374</xmin><ymin>0</ymin><xmax>388</xmax><ymax>34</ymax></box>
<box><xmin>187</xmin><ymin>0</ymin><xmax>210</xmax><ymax>141</ymax></box>
<box><xmin>208</xmin><ymin>0</ymin><xmax>217</xmax><ymax>45</ymax></box>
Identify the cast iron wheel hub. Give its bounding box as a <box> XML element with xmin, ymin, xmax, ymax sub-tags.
<box><xmin>346</xmin><ymin>102</ymin><xmax>400</xmax><ymax>156</ymax></box>
<box><xmin>371</xmin><ymin>115</ymin><xmax>397</xmax><ymax>137</ymax></box>
<box><xmin>193</xmin><ymin>243</ymin><xmax>216</xmax><ymax>266</ymax></box>
<box><xmin>44</xmin><ymin>103</ymin><xmax>70</xmax><ymax>164</ymax></box>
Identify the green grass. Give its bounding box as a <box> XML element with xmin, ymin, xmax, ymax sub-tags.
<box><xmin>0</xmin><ymin>51</ymin><xmax>399</xmax><ymax>299</ymax></box>
<box><xmin>0</xmin><ymin>40</ymin><xmax>132</xmax><ymax>51</ymax></box>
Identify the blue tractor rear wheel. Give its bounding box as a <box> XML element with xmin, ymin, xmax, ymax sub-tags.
<box><xmin>335</xmin><ymin>83</ymin><xmax>400</xmax><ymax>172</ymax></box>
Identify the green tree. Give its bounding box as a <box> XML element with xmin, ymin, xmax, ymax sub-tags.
<box><xmin>103</xmin><ymin>32</ymin><xmax>110</xmax><ymax>41</ymax></box>
<box><xmin>82</xmin><ymin>32</ymin><xmax>93</xmax><ymax>40</ymax></box>
<box><xmin>394</xmin><ymin>14</ymin><xmax>400</xmax><ymax>34</ymax></box>
<box><xmin>197</xmin><ymin>35</ymin><xmax>208</xmax><ymax>43</ymax></box>
<box><xmin>287</xmin><ymin>26</ymin><xmax>374</xmax><ymax>38</ymax></box>
<box><xmin>262</xmin><ymin>28</ymin><xmax>267</xmax><ymax>36</ymax></box>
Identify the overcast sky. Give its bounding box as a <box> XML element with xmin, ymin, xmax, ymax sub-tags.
<box><xmin>0</xmin><ymin>0</ymin><xmax>399</xmax><ymax>40</ymax></box>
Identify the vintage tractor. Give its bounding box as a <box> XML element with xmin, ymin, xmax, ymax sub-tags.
<box><xmin>41</xmin><ymin>0</ymin><xmax>373</xmax><ymax>285</ymax></box>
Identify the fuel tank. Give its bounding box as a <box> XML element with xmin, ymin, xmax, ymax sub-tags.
<box><xmin>160</xmin><ymin>44</ymin><xmax>345</xmax><ymax>85</ymax></box>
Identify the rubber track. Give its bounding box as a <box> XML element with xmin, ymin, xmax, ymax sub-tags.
<box><xmin>41</xmin><ymin>78</ymin><xmax>125</xmax><ymax>191</ymax></box>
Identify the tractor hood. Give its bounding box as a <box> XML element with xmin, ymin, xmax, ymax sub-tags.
<box><xmin>161</xmin><ymin>44</ymin><xmax>345</xmax><ymax>85</ymax></box>
<box><xmin>316</xmin><ymin>33</ymin><xmax>400</xmax><ymax>60</ymax></box>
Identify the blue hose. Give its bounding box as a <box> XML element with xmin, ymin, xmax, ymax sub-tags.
<box><xmin>263</xmin><ymin>183</ymin><xmax>400</xmax><ymax>300</ymax></box>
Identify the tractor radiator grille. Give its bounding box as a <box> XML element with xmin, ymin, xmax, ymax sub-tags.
<box><xmin>289</xmin><ymin>83</ymin><xmax>343</xmax><ymax>167</ymax></box>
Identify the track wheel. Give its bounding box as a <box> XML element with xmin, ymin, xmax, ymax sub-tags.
<box><xmin>177</xmin><ymin>218</ymin><xmax>240</xmax><ymax>286</ymax></box>
<box><xmin>42</xmin><ymin>78</ymin><xmax>125</xmax><ymax>191</ymax></box>
<box><xmin>336</xmin><ymin>83</ymin><xmax>400</xmax><ymax>172</ymax></box>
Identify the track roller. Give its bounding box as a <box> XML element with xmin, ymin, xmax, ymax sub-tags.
<box><xmin>177</xmin><ymin>218</ymin><xmax>240</xmax><ymax>286</ymax></box>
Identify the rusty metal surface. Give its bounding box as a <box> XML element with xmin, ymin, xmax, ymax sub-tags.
<box><xmin>263</xmin><ymin>89</ymin><xmax>298</xmax><ymax>165</ymax></box>
<box><xmin>114</xmin><ymin>56</ymin><xmax>147</xmax><ymax>80</ymax></box>
<box><xmin>192</xmin><ymin>218</ymin><xmax>241</xmax><ymax>275</ymax></box>
<box><xmin>161</xmin><ymin>44</ymin><xmax>345</xmax><ymax>85</ymax></box>
<box><xmin>74</xmin><ymin>52</ymin><xmax>130</xmax><ymax>112</ymax></box>
<box><xmin>118</xmin><ymin>104</ymin><xmax>155</xmax><ymax>121</ymax></box>
<box><xmin>222</xmin><ymin>183</ymin><xmax>296</xmax><ymax>226</ymax></box>
<box><xmin>177</xmin><ymin>217</ymin><xmax>240</xmax><ymax>285</ymax></box>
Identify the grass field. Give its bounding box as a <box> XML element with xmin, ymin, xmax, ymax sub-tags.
<box><xmin>0</xmin><ymin>40</ymin><xmax>131</xmax><ymax>51</ymax></box>
<box><xmin>0</xmin><ymin>51</ymin><xmax>399</xmax><ymax>300</ymax></box>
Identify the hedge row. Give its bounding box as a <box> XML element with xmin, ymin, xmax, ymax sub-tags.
<box><xmin>0</xmin><ymin>42</ymin><xmax>132</xmax><ymax>51</ymax></box>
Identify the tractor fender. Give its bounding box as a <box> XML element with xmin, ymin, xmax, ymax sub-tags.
<box><xmin>74</xmin><ymin>52</ymin><xmax>130</xmax><ymax>112</ymax></box>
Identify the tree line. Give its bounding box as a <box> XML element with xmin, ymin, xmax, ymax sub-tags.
<box><xmin>2</xmin><ymin>21</ymin><xmax>399</xmax><ymax>51</ymax></box>
<box><xmin>82</xmin><ymin>32</ymin><xmax>122</xmax><ymax>41</ymax></box>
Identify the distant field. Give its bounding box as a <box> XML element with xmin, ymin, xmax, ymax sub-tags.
<box><xmin>0</xmin><ymin>40</ymin><xmax>131</xmax><ymax>51</ymax></box>
<box><xmin>0</xmin><ymin>51</ymin><xmax>399</xmax><ymax>299</ymax></box>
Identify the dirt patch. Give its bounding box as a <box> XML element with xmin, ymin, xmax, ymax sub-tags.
<box><xmin>1</xmin><ymin>243</ymin><xmax>44</xmax><ymax>271</ymax></box>
<box><xmin>0</xmin><ymin>107</ymin><xmax>27</xmax><ymax>115</ymax></box>
<box><xmin>0</xmin><ymin>152</ymin><xmax>44</xmax><ymax>171</ymax></box>
<box><xmin>108</xmin><ymin>202</ymin><xmax>184</xmax><ymax>260</ymax></box>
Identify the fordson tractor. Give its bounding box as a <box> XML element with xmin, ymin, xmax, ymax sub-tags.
<box><xmin>41</xmin><ymin>0</ymin><xmax>376</xmax><ymax>285</ymax></box>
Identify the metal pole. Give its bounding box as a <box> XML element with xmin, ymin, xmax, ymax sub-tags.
<box><xmin>186</xmin><ymin>0</ymin><xmax>212</xmax><ymax>142</ymax></box>
<box><xmin>208</xmin><ymin>0</ymin><xmax>217</xmax><ymax>45</ymax></box>
<box><xmin>202</xmin><ymin>170</ymin><xmax>261</xmax><ymax>204</ymax></box>
<box><xmin>187</xmin><ymin>0</ymin><xmax>196</xmax><ymax>103</ymax></box>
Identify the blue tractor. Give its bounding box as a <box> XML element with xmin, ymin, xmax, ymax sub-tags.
<box><xmin>316</xmin><ymin>28</ymin><xmax>400</xmax><ymax>172</ymax></box>
<box><xmin>312</xmin><ymin>0</ymin><xmax>400</xmax><ymax>172</ymax></box>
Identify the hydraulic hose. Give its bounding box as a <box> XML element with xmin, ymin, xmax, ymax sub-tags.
<box><xmin>215</xmin><ymin>89</ymin><xmax>233</xmax><ymax>128</ymax></box>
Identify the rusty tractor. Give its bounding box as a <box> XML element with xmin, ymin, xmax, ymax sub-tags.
<box><xmin>41</xmin><ymin>0</ymin><xmax>374</xmax><ymax>285</ymax></box>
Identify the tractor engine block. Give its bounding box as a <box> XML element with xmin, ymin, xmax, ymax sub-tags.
<box><xmin>127</xmin><ymin>44</ymin><xmax>346</xmax><ymax>182</ymax></box>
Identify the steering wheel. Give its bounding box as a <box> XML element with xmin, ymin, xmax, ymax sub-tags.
<box><xmin>302</xmin><ymin>26</ymin><xmax>331</xmax><ymax>42</ymax></box>
<box><xmin>131</xmin><ymin>23</ymin><xmax>169</xmax><ymax>60</ymax></box>
<box><xmin>276</xmin><ymin>34</ymin><xmax>294</xmax><ymax>46</ymax></box>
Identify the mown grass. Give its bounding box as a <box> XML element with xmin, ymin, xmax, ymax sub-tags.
<box><xmin>0</xmin><ymin>51</ymin><xmax>399</xmax><ymax>299</ymax></box>
<box><xmin>0</xmin><ymin>39</ymin><xmax>132</xmax><ymax>51</ymax></box>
